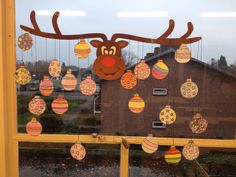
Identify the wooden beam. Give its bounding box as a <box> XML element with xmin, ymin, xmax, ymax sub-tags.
<box><xmin>15</xmin><ymin>134</ymin><xmax>236</xmax><ymax>148</ymax></box>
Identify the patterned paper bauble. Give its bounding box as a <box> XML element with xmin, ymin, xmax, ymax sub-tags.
<box><xmin>134</xmin><ymin>59</ymin><xmax>151</xmax><ymax>80</ymax></box>
<box><xmin>48</xmin><ymin>59</ymin><xmax>62</xmax><ymax>78</ymax></box>
<box><xmin>120</xmin><ymin>70</ymin><xmax>137</xmax><ymax>89</ymax></box>
<box><xmin>39</xmin><ymin>76</ymin><xmax>54</xmax><ymax>96</ymax></box>
<box><xmin>74</xmin><ymin>39</ymin><xmax>91</xmax><ymax>59</ymax></box>
<box><xmin>189</xmin><ymin>113</ymin><xmax>208</xmax><ymax>134</ymax></box>
<box><xmin>141</xmin><ymin>137</ymin><xmax>158</xmax><ymax>154</ymax></box>
<box><xmin>182</xmin><ymin>140</ymin><xmax>200</xmax><ymax>160</ymax></box>
<box><xmin>152</xmin><ymin>59</ymin><xmax>169</xmax><ymax>80</ymax></box>
<box><xmin>61</xmin><ymin>69</ymin><xmax>77</xmax><ymax>91</ymax></box>
<box><xmin>80</xmin><ymin>75</ymin><xmax>96</xmax><ymax>96</ymax></box>
<box><xmin>28</xmin><ymin>96</ymin><xmax>46</xmax><ymax>116</ymax></box>
<box><xmin>180</xmin><ymin>78</ymin><xmax>198</xmax><ymax>99</ymax></box>
<box><xmin>26</xmin><ymin>117</ymin><xmax>42</xmax><ymax>136</ymax></box>
<box><xmin>128</xmin><ymin>94</ymin><xmax>145</xmax><ymax>113</ymax></box>
<box><xmin>175</xmin><ymin>44</ymin><xmax>191</xmax><ymax>63</ymax></box>
<box><xmin>17</xmin><ymin>32</ymin><xmax>33</xmax><ymax>51</ymax></box>
<box><xmin>51</xmin><ymin>95</ymin><xmax>69</xmax><ymax>115</ymax></box>
<box><xmin>159</xmin><ymin>105</ymin><xmax>176</xmax><ymax>125</ymax></box>
<box><xmin>165</xmin><ymin>146</ymin><xmax>182</xmax><ymax>165</ymax></box>
<box><xmin>70</xmin><ymin>143</ymin><xmax>86</xmax><ymax>161</ymax></box>
<box><xmin>15</xmin><ymin>65</ymin><xmax>32</xmax><ymax>85</ymax></box>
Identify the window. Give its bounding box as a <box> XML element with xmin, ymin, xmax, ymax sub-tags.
<box><xmin>1</xmin><ymin>0</ymin><xmax>236</xmax><ymax>177</ymax></box>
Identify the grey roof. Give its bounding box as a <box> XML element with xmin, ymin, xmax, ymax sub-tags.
<box><xmin>128</xmin><ymin>47</ymin><xmax>236</xmax><ymax>80</ymax></box>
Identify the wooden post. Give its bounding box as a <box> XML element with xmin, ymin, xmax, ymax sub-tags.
<box><xmin>0</xmin><ymin>0</ymin><xmax>6</xmax><ymax>176</ymax></box>
<box><xmin>120</xmin><ymin>143</ymin><xmax>129</xmax><ymax>177</ymax></box>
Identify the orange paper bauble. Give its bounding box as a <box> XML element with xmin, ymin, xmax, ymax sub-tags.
<box><xmin>134</xmin><ymin>59</ymin><xmax>150</xmax><ymax>80</ymax></box>
<box><xmin>175</xmin><ymin>44</ymin><xmax>191</xmax><ymax>63</ymax></box>
<box><xmin>61</xmin><ymin>69</ymin><xmax>77</xmax><ymax>91</ymax></box>
<box><xmin>70</xmin><ymin>143</ymin><xmax>86</xmax><ymax>161</ymax></box>
<box><xmin>128</xmin><ymin>94</ymin><xmax>145</xmax><ymax>113</ymax></box>
<box><xmin>80</xmin><ymin>75</ymin><xmax>96</xmax><ymax>96</ymax></box>
<box><xmin>26</xmin><ymin>117</ymin><xmax>42</xmax><ymax>136</ymax></box>
<box><xmin>141</xmin><ymin>137</ymin><xmax>158</xmax><ymax>154</ymax></box>
<box><xmin>28</xmin><ymin>96</ymin><xmax>46</xmax><ymax>116</ymax></box>
<box><xmin>120</xmin><ymin>70</ymin><xmax>137</xmax><ymax>89</ymax></box>
<box><xmin>15</xmin><ymin>65</ymin><xmax>32</xmax><ymax>85</ymax></box>
<box><xmin>48</xmin><ymin>59</ymin><xmax>62</xmax><ymax>78</ymax></box>
<box><xmin>17</xmin><ymin>32</ymin><xmax>33</xmax><ymax>51</ymax></box>
<box><xmin>51</xmin><ymin>95</ymin><xmax>69</xmax><ymax>115</ymax></box>
<box><xmin>74</xmin><ymin>39</ymin><xmax>91</xmax><ymax>59</ymax></box>
<box><xmin>39</xmin><ymin>76</ymin><xmax>54</xmax><ymax>96</ymax></box>
<box><xmin>152</xmin><ymin>59</ymin><xmax>169</xmax><ymax>80</ymax></box>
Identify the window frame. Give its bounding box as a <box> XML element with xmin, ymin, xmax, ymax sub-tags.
<box><xmin>1</xmin><ymin>1</ymin><xmax>236</xmax><ymax>177</ymax></box>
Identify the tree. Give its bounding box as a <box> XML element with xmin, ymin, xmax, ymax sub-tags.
<box><xmin>218</xmin><ymin>55</ymin><xmax>228</xmax><ymax>69</ymax></box>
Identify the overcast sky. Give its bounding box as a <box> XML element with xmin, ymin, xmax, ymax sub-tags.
<box><xmin>15</xmin><ymin>0</ymin><xmax>236</xmax><ymax>67</ymax></box>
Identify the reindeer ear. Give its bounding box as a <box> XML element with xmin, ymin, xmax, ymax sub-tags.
<box><xmin>90</xmin><ymin>40</ymin><xmax>102</xmax><ymax>48</ymax></box>
<box><xmin>117</xmin><ymin>40</ymin><xmax>129</xmax><ymax>48</ymax></box>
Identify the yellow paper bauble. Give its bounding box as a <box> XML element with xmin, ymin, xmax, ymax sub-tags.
<box><xmin>180</xmin><ymin>78</ymin><xmax>198</xmax><ymax>99</ymax></box>
<box><xmin>175</xmin><ymin>44</ymin><xmax>191</xmax><ymax>63</ymax></box>
<box><xmin>74</xmin><ymin>39</ymin><xmax>91</xmax><ymax>59</ymax></box>
<box><xmin>159</xmin><ymin>105</ymin><xmax>176</xmax><ymax>125</ymax></box>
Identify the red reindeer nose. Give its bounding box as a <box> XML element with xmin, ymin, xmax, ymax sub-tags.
<box><xmin>101</xmin><ymin>56</ymin><xmax>115</xmax><ymax>67</ymax></box>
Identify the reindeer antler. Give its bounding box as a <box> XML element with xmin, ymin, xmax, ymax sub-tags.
<box><xmin>20</xmin><ymin>11</ymin><xmax>108</xmax><ymax>41</ymax></box>
<box><xmin>111</xmin><ymin>19</ymin><xmax>201</xmax><ymax>45</ymax></box>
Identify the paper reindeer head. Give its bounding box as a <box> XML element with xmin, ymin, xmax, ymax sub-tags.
<box><xmin>20</xmin><ymin>11</ymin><xmax>201</xmax><ymax>80</ymax></box>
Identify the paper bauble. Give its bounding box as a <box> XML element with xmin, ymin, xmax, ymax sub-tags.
<box><xmin>15</xmin><ymin>65</ymin><xmax>32</xmax><ymax>85</ymax></box>
<box><xmin>74</xmin><ymin>39</ymin><xmax>91</xmax><ymax>58</ymax></box>
<box><xmin>152</xmin><ymin>59</ymin><xmax>169</xmax><ymax>80</ymax></box>
<box><xmin>159</xmin><ymin>105</ymin><xmax>176</xmax><ymax>125</ymax></box>
<box><xmin>128</xmin><ymin>94</ymin><xmax>145</xmax><ymax>113</ymax></box>
<box><xmin>39</xmin><ymin>76</ymin><xmax>53</xmax><ymax>96</ymax></box>
<box><xmin>189</xmin><ymin>113</ymin><xmax>208</xmax><ymax>134</ymax></box>
<box><xmin>175</xmin><ymin>44</ymin><xmax>191</xmax><ymax>63</ymax></box>
<box><xmin>134</xmin><ymin>59</ymin><xmax>150</xmax><ymax>80</ymax></box>
<box><xmin>180</xmin><ymin>78</ymin><xmax>198</xmax><ymax>99</ymax></box>
<box><xmin>80</xmin><ymin>75</ymin><xmax>96</xmax><ymax>96</ymax></box>
<box><xmin>17</xmin><ymin>32</ymin><xmax>33</xmax><ymax>51</ymax></box>
<box><xmin>28</xmin><ymin>96</ymin><xmax>46</xmax><ymax>116</ymax></box>
<box><xmin>141</xmin><ymin>137</ymin><xmax>158</xmax><ymax>154</ymax></box>
<box><xmin>51</xmin><ymin>95</ymin><xmax>69</xmax><ymax>115</ymax></box>
<box><xmin>165</xmin><ymin>146</ymin><xmax>182</xmax><ymax>164</ymax></box>
<box><xmin>48</xmin><ymin>59</ymin><xmax>62</xmax><ymax>78</ymax></box>
<box><xmin>26</xmin><ymin>117</ymin><xmax>42</xmax><ymax>136</ymax></box>
<box><xmin>70</xmin><ymin>143</ymin><xmax>86</xmax><ymax>161</ymax></box>
<box><xmin>120</xmin><ymin>70</ymin><xmax>137</xmax><ymax>89</ymax></box>
<box><xmin>182</xmin><ymin>140</ymin><xmax>200</xmax><ymax>160</ymax></box>
<box><xmin>61</xmin><ymin>69</ymin><xmax>77</xmax><ymax>91</ymax></box>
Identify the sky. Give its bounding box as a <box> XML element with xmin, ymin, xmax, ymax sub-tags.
<box><xmin>15</xmin><ymin>0</ymin><xmax>236</xmax><ymax>67</ymax></box>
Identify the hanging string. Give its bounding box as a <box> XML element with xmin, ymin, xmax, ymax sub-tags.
<box><xmin>137</xmin><ymin>41</ymin><xmax>139</xmax><ymax>63</ymax></box>
<box><xmin>45</xmin><ymin>38</ymin><xmax>48</xmax><ymax>62</ymax></box>
<box><xmin>59</xmin><ymin>40</ymin><xmax>61</xmax><ymax>62</ymax></box>
<box><xmin>20</xmin><ymin>29</ymin><xmax>24</xmax><ymax>65</ymax></box>
<box><xmin>54</xmin><ymin>39</ymin><xmax>57</xmax><ymax>59</ymax></box>
<box><xmin>68</xmin><ymin>40</ymin><xmax>71</xmax><ymax>67</ymax></box>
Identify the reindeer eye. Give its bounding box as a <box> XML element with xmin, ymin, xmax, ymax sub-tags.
<box><xmin>101</xmin><ymin>46</ymin><xmax>107</xmax><ymax>55</ymax></box>
<box><xmin>110</xmin><ymin>46</ymin><xmax>116</xmax><ymax>55</ymax></box>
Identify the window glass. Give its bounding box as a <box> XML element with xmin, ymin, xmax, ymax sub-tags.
<box><xmin>19</xmin><ymin>143</ymin><xmax>120</xmax><ymax>177</ymax></box>
<box><xmin>15</xmin><ymin>1</ymin><xmax>236</xmax><ymax>137</ymax></box>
